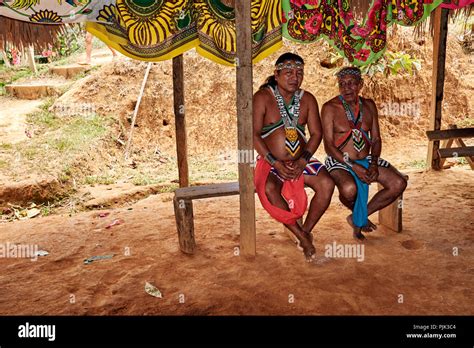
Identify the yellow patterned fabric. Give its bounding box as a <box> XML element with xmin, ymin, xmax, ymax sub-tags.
<box><xmin>87</xmin><ymin>0</ymin><xmax>198</xmax><ymax>62</ymax></box>
<box><xmin>86</xmin><ymin>0</ymin><xmax>282</xmax><ymax>65</ymax></box>
<box><xmin>195</xmin><ymin>0</ymin><xmax>282</xmax><ymax>65</ymax></box>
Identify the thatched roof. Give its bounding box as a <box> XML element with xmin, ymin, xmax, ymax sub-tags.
<box><xmin>413</xmin><ymin>4</ymin><xmax>473</xmax><ymax>38</ymax></box>
<box><xmin>0</xmin><ymin>16</ymin><xmax>66</xmax><ymax>49</ymax></box>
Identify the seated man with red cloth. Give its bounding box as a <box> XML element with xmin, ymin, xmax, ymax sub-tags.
<box><xmin>253</xmin><ymin>52</ymin><xmax>335</xmax><ymax>262</ymax></box>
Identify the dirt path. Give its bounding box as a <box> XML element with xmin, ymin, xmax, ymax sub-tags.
<box><xmin>0</xmin><ymin>98</ymin><xmax>42</xmax><ymax>145</ymax></box>
<box><xmin>0</xmin><ymin>167</ymin><xmax>472</xmax><ymax>315</ymax></box>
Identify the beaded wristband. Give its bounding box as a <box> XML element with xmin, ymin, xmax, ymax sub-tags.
<box><xmin>301</xmin><ymin>150</ymin><xmax>312</xmax><ymax>162</ymax></box>
<box><xmin>265</xmin><ymin>152</ymin><xmax>277</xmax><ymax>166</ymax></box>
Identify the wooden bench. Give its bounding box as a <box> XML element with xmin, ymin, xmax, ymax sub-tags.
<box><xmin>175</xmin><ymin>173</ymin><xmax>409</xmax><ymax>254</ymax></box>
<box><xmin>426</xmin><ymin>125</ymin><xmax>474</xmax><ymax>170</ymax></box>
<box><xmin>174</xmin><ymin>182</ymin><xmax>239</xmax><ymax>254</ymax></box>
<box><xmin>285</xmin><ymin>173</ymin><xmax>409</xmax><ymax>242</ymax></box>
<box><xmin>377</xmin><ymin>173</ymin><xmax>408</xmax><ymax>232</ymax></box>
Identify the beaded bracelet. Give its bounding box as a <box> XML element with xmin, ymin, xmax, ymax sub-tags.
<box><xmin>264</xmin><ymin>152</ymin><xmax>277</xmax><ymax>166</ymax></box>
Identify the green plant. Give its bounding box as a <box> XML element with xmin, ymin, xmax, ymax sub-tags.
<box><xmin>84</xmin><ymin>175</ymin><xmax>116</xmax><ymax>185</ymax></box>
<box><xmin>385</xmin><ymin>51</ymin><xmax>421</xmax><ymax>76</ymax></box>
<box><xmin>53</xmin><ymin>26</ymin><xmax>82</xmax><ymax>59</ymax></box>
<box><xmin>360</xmin><ymin>50</ymin><xmax>421</xmax><ymax>77</ymax></box>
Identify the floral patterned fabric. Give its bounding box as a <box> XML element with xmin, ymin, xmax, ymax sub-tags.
<box><xmin>282</xmin><ymin>0</ymin><xmax>445</xmax><ymax>66</ymax></box>
<box><xmin>0</xmin><ymin>0</ymin><xmax>472</xmax><ymax>65</ymax></box>
<box><xmin>0</xmin><ymin>0</ymin><xmax>115</xmax><ymax>23</ymax></box>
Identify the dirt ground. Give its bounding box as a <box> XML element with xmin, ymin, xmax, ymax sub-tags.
<box><xmin>0</xmin><ymin>167</ymin><xmax>472</xmax><ymax>315</ymax></box>
<box><xmin>0</xmin><ymin>26</ymin><xmax>472</xmax><ymax>316</ymax></box>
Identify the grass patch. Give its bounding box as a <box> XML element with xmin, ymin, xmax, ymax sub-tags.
<box><xmin>9</xmin><ymin>113</ymin><xmax>111</xmax><ymax>178</ymax></box>
<box><xmin>42</xmin><ymin>114</ymin><xmax>108</xmax><ymax>154</ymax></box>
<box><xmin>404</xmin><ymin>159</ymin><xmax>426</xmax><ymax>169</ymax></box>
<box><xmin>131</xmin><ymin>173</ymin><xmax>160</xmax><ymax>186</ymax></box>
<box><xmin>456</xmin><ymin>118</ymin><xmax>474</xmax><ymax>128</ymax></box>
<box><xmin>158</xmin><ymin>183</ymin><xmax>179</xmax><ymax>193</ymax></box>
<box><xmin>26</xmin><ymin>98</ymin><xmax>61</xmax><ymax>131</ymax></box>
<box><xmin>84</xmin><ymin>175</ymin><xmax>116</xmax><ymax>186</ymax></box>
<box><xmin>0</xmin><ymin>143</ymin><xmax>13</xmax><ymax>150</ymax></box>
<box><xmin>0</xmin><ymin>159</ymin><xmax>9</xmax><ymax>168</ymax></box>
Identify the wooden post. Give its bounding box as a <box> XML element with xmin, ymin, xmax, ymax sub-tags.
<box><xmin>235</xmin><ymin>1</ymin><xmax>256</xmax><ymax>257</ymax></box>
<box><xmin>378</xmin><ymin>174</ymin><xmax>408</xmax><ymax>232</ymax></box>
<box><xmin>173</xmin><ymin>197</ymin><xmax>195</xmax><ymax>254</ymax></box>
<box><xmin>173</xmin><ymin>54</ymin><xmax>189</xmax><ymax>188</ymax></box>
<box><xmin>426</xmin><ymin>7</ymin><xmax>449</xmax><ymax>170</ymax></box>
<box><xmin>27</xmin><ymin>45</ymin><xmax>37</xmax><ymax>74</ymax></box>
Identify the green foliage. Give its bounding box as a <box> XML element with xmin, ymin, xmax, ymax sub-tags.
<box><xmin>385</xmin><ymin>51</ymin><xmax>421</xmax><ymax>75</ymax></box>
<box><xmin>360</xmin><ymin>50</ymin><xmax>421</xmax><ymax>77</ymax></box>
<box><xmin>53</xmin><ymin>26</ymin><xmax>82</xmax><ymax>59</ymax></box>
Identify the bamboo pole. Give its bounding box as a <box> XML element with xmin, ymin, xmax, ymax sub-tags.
<box><xmin>125</xmin><ymin>62</ymin><xmax>153</xmax><ymax>160</ymax></box>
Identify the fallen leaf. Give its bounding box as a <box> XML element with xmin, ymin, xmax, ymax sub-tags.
<box><xmin>27</xmin><ymin>208</ymin><xmax>41</xmax><ymax>219</ymax></box>
<box><xmin>145</xmin><ymin>282</ymin><xmax>162</xmax><ymax>298</ymax></box>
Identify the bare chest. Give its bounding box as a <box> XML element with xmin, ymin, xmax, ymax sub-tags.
<box><xmin>333</xmin><ymin>104</ymin><xmax>373</xmax><ymax>133</ymax></box>
<box><xmin>264</xmin><ymin>98</ymin><xmax>309</xmax><ymax>127</ymax></box>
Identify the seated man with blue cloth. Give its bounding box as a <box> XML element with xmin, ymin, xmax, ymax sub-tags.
<box><xmin>321</xmin><ymin>67</ymin><xmax>407</xmax><ymax>240</ymax></box>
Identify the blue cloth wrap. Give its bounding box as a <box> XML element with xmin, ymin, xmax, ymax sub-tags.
<box><xmin>347</xmin><ymin>158</ymin><xmax>370</xmax><ymax>228</ymax></box>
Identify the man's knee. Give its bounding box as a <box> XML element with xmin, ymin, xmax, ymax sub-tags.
<box><xmin>265</xmin><ymin>178</ymin><xmax>281</xmax><ymax>201</ymax></box>
<box><xmin>338</xmin><ymin>182</ymin><xmax>357</xmax><ymax>202</ymax></box>
<box><xmin>319</xmin><ymin>174</ymin><xmax>335</xmax><ymax>196</ymax></box>
<box><xmin>393</xmin><ymin>175</ymin><xmax>407</xmax><ymax>195</ymax></box>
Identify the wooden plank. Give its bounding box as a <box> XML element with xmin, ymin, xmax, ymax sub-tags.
<box><xmin>426</xmin><ymin>7</ymin><xmax>449</xmax><ymax>170</ymax></box>
<box><xmin>426</xmin><ymin>127</ymin><xmax>474</xmax><ymax>141</ymax></box>
<box><xmin>235</xmin><ymin>0</ymin><xmax>256</xmax><ymax>257</ymax></box>
<box><xmin>173</xmin><ymin>197</ymin><xmax>196</xmax><ymax>254</ymax></box>
<box><xmin>455</xmin><ymin>138</ymin><xmax>474</xmax><ymax>170</ymax></box>
<box><xmin>438</xmin><ymin>146</ymin><xmax>474</xmax><ymax>158</ymax></box>
<box><xmin>378</xmin><ymin>184</ymin><xmax>404</xmax><ymax>232</ymax></box>
<box><xmin>439</xmin><ymin>137</ymin><xmax>454</xmax><ymax>167</ymax></box>
<box><xmin>175</xmin><ymin>182</ymin><xmax>240</xmax><ymax>200</ymax></box>
<box><xmin>173</xmin><ymin>54</ymin><xmax>190</xmax><ymax>188</ymax></box>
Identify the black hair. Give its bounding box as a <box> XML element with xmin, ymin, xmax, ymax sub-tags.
<box><xmin>259</xmin><ymin>52</ymin><xmax>305</xmax><ymax>90</ymax></box>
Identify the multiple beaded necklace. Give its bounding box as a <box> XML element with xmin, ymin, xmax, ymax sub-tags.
<box><xmin>272</xmin><ymin>85</ymin><xmax>302</xmax><ymax>157</ymax></box>
<box><xmin>339</xmin><ymin>95</ymin><xmax>366</xmax><ymax>152</ymax></box>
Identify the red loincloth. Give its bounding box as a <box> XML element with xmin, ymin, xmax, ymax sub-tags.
<box><xmin>254</xmin><ymin>157</ymin><xmax>307</xmax><ymax>225</ymax></box>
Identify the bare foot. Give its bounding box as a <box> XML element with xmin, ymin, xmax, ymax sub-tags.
<box><xmin>295</xmin><ymin>232</ymin><xmax>316</xmax><ymax>262</ymax></box>
<box><xmin>362</xmin><ymin>219</ymin><xmax>377</xmax><ymax>232</ymax></box>
<box><xmin>347</xmin><ymin>214</ymin><xmax>376</xmax><ymax>232</ymax></box>
<box><xmin>353</xmin><ymin>228</ymin><xmax>366</xmax><ymax>242</ymax></box>
<box><xmin>347</xmin><ymin>215</ymin><xmax>367</xmax><ymax>242</ymax></box>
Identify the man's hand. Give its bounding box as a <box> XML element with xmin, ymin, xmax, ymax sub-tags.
<box><xmin>273</xmin><ymin>161</ymin><xmax>295</xmax><ymax>180</ymax></box>
<box><xmin>352</xmin><ymin>163</ymin><xmax>370</xmax><ymax>184</ymax></box>
<box><xmin>291</xmin><ymin>158</ymin><xmax>307</xmax><ymax>179</ymax></box>
<box><xmin>365</xmin><ymin>163</ymin><xmax>379</xmax><ymax>183</ymax></box>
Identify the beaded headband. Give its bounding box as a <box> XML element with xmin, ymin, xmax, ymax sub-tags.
<box><xmin>276</xmin><ymin>61</ymin><xmax>304</xmax><ymax>71</ymax></box>
<box><xmin>337</xmin><ymin>68</ymin><xmax>362</xmax><ymax>79</ymax></box>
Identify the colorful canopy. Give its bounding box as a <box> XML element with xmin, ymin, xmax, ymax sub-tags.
<box><xmin>0</xmin><ymin>0</ymin><xmax>472</xmax><ymax>65</ymax></box>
